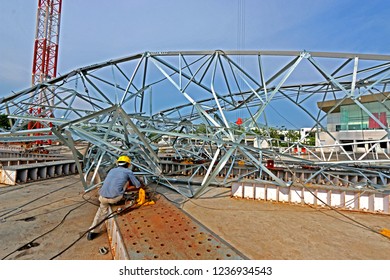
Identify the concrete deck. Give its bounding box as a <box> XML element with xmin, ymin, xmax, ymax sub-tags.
<box><xmin>1</xmin><ymin>175</ymin><xmax>390</xmax><ymax>260</ymax></box>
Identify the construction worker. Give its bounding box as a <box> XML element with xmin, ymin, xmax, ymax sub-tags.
<box><xmin>87</xmin><ymin>155</ymin><xmax>141</xmax><ymax>240</ymax></box>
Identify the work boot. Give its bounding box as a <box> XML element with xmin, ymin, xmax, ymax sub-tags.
<box><xmin>87</xmin><ymin>232</ymin><xmax>98</xmax><ymax>241</ymax></box>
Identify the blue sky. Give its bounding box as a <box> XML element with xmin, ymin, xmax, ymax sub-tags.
<box><xmin>1</xmin><ymin>0</ymin><xmax>390</xmax><ymax>100</ymax></box>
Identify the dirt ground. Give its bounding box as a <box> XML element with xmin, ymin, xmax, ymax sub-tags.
<box><xmin>1</xmin><ymin>175</ymin><xmax>390</xmax><ymax>260</ymax></box>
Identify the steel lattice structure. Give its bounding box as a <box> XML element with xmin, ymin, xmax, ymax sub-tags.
<box><xmin>29</xmin><ymin>0</ymin><xmax>62</xmax><ymax>137</ymax></box>
<box><xmin>32</xmin><ymin>0</ymin><xmax>62</xmax><ymax>85</ymax></box>
<box><xmin>1</xmin><ymin>50</ymin><xmax>390</xmax><ymax>196</ymax></box>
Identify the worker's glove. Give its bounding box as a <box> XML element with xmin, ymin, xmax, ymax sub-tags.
<box><xmin>125</xmin><ymin>185</ymin><xmax>138</xmax><ymax>192</ymax></box>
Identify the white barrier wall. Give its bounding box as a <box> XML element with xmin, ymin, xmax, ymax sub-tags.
<box><xmin>232</xmin><ymin>181</ymin><xmax>390</xmax><ymax>214</ymax></box>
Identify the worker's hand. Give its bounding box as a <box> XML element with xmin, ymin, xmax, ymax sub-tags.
<box><xmin>125</xmin><ymin>185</ymin><xmax>138</xmax><ymax>192</ymax></box>
<box><xmin>138</xmin><ymin>178</ymin><xmax>145</xmax><ymax>187</ymax></box>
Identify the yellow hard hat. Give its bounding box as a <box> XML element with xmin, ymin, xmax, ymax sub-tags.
<box><xmin>117</xmin><ymin>155</ymin><xmax>131</xmax><ymax>164</ymax></box>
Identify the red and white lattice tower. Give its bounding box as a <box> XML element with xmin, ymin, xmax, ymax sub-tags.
<box><xmin>29</xmin><ymin>0</ymin><xmax>62</xmax><ymax>143</ymax></box>
<box><xmin>32</xmin><ymin>0</ymin><xmax>62</xmax><ymax>85</ymax></box>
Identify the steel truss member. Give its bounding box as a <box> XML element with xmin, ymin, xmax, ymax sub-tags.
<box><xmin>1</xmin><ymin>50</ymin><xmax>390</xmax><ymax>196</ymax></box>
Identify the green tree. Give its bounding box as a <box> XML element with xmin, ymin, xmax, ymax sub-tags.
<box><xmin>195</xmin><ymin>124</ymin><xmax>207</xmax><ymax>134</ymax></box>
<box><xmin>0</xmin><ymin>114</ymin><xmax>10</xmax><ymax>129</ymax></box>
<box><xmin>306</xmin><ymin>131</ymin><xmax>316</xmax><ymax>146</ymax></box>
<box><xmin>286</xmin><ymin>130</ymin><xmax>299</xmax><ymax>142</ymax></box>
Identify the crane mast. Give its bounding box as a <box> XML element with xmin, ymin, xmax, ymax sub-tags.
<box><xmin>32</xmin><ymin>0</ymin><xmax>62</xmax><ymax>85</ymax></box>
<box><xmin>29</xmin><ymin>0</ymin><xmax>62</xmax><ymax>144</ymax></box>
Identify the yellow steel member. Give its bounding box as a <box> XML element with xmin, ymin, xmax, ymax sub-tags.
<box><xmin>380</xmin><ymin>228</ymin><xmax>390</xmax><ymax>239</ymax></box>
<box><xmin>136</xmin><ymin>187</ymin><xmax>155</xmax><ymax>206</ymax></box>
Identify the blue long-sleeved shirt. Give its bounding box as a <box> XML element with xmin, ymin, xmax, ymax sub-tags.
<box><xmin>99</xmin><ymin>166</ymin><xmax>140</xmax><ymax>198</ymax></box>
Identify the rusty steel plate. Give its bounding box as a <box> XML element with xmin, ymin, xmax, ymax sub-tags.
<box><xmin>114</xmin><ymin>195</ymin><xmax>246</xmax><ymax>260</ymax></box>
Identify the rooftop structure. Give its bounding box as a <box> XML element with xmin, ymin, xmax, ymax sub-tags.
<box><xmin>317</xmin><ymin>92</ymin><xmax>390</xmax><ymax>153</ymax></box>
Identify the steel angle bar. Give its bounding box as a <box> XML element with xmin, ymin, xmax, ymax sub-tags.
<box><xmin>149</xmin><ymin>56</ymin><xmax>225</xmax><ymax>131</ymax></box>
<box><xmin>50</xmin><ymin>129</ymin><xmax>87</xmax><ymax>188</ymax></box>
<box><xmin>69</xmin><ymin>127</ymin><xmax>125</xmax><ymax>154</ymax></box>
<box><xmin>83</xmin><ymin>148</ymin><xmax>104</xmax><ymax>179</ymax></box>
<box><xmin>86</xmin><ymin>149</ymin><xmax>106</xmax><ymax>185</ymax></box>
<box><xmin>91</xmin><ymin>126</ymin><xmax>146</xmax><ymax>147</ymax></box>
<box><xmin>0</xmin><ymin>127</ymin><xmax>52</xmax><ymax>136</ymax></box>
<box><xmin>220</xmin><ymin>148</ymin><xmax>242</xmax><ymax>185</ymax></box>
<box><xmin>151</xmin><ymin>54</ymin><xmax>214</xmax><ymax>94</ymax></box>
<box><xmin>180</xmin><ymin>54</ymin><xmax>212</xmax><ymax>92</ymax></box>
<box><xmin>57</xmin><ymin>108</ymin><xmax>161</xmax><ymax>180</ymax></box>
<box><xmin>116</xmin><ymin>107</ymin><xmax>160</xmax><ymax>164</ymax></box>
<box><xmin>308</xmin><ymin>56</ymin><xmax>390</xmax><ymax>131</ymax></box>
<box><xmin>220</xmin><ymin>53</ymin><xmax>262</xmax><ymax>95</ymax></box>
<box><xmin>119</xmin><ymin>54</ymin><xmax>146</xmax><ymax>105</ymax></box>
<box><xmin>210</xmin><ymin>54</ymin><xmax>234</xmax><ymax>141</ymax></box>
<box><xmin>237</xmin><ymin>146</ymin><xmax>287</xmax><ymax>187</ymax></box>
<box><xmin>7</xmin><ymin>115</ymin><xmax>67</xmax><ymax>125</ymax></box>
<box><xmin>80</xmin><ymin>72</ymin><xmax>115</xmax><ymax>106</ymax></box>
<box><xmin>194</xmin><ymin>147</ymin><xmax>236</xmax><ymax>198</ymax></box>
<box><xmin>0</xmin><ymin>135</ymin><xmax>57</xmax><ymax>142</ymax></box>
<box><xmin>246</xmin><ymin>53</ymin><xmax>305</xmax><ymax>127</ymax></box>
<box><xmin>56</xmin><ymin>105</ymin><xmax>118</xmax><ymax>130</ymax></box>
<box><xmin>277</xmin><ymin>89</ymin><xmax>333</xmax><ymax>144</ymax></box>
